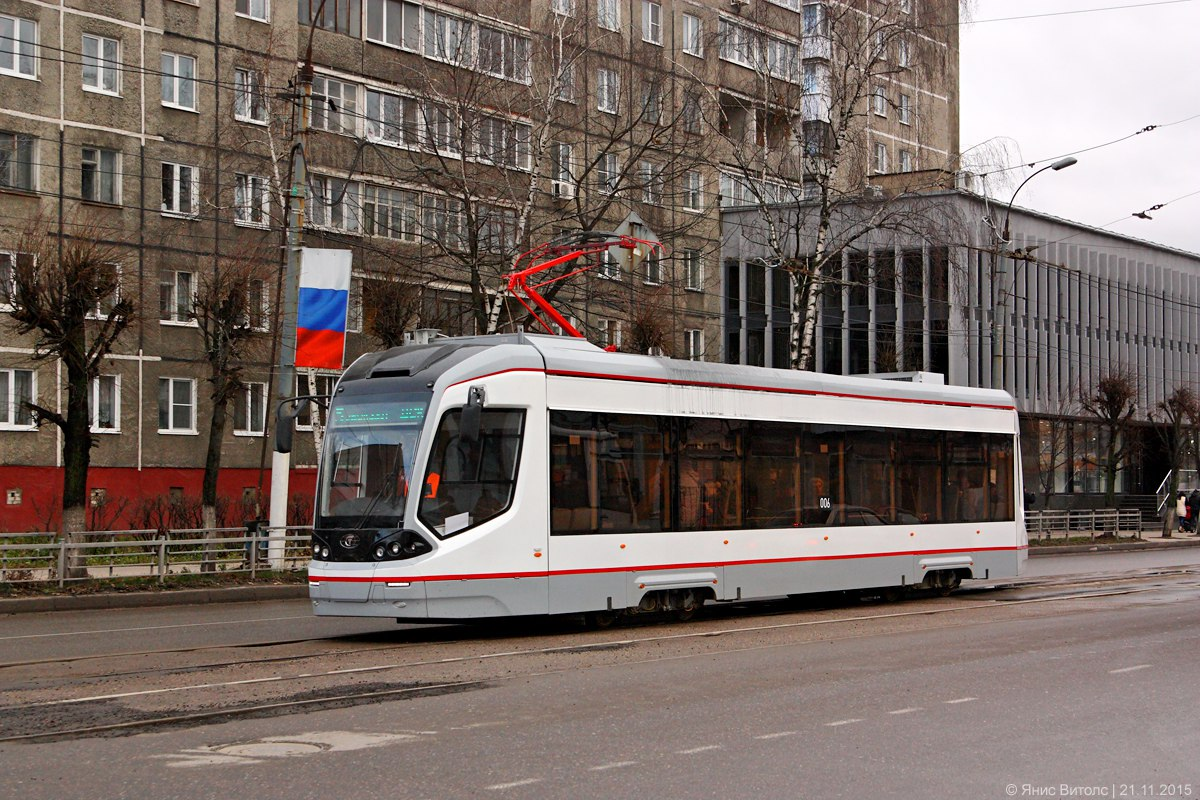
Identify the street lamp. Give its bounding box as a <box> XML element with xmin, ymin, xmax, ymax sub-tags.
<box><xmin>990</xmin><ymin>156</ymin><xmax>1077</xmax><ymax>390</ymax></box>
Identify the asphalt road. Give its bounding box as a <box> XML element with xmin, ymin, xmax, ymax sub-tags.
<box><xmin>1</xmin><ymin>550</ymin><xmax>1197</xmax><ymax>799</ymax></box>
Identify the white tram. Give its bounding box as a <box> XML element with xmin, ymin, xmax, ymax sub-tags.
<box><xmin>305</xmin><ymin>333</ymin><xmax>1026</xmax><ymax>621</ymax></box>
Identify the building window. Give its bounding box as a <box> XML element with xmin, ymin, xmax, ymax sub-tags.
<box><xmin>91</xmin><ymin>375</ymin><xmax>119</xmax><ymax>432</ymax></box>
<box><xmin>479</xmin><ymin>204</ymin><xmax>517</xmax><ymax>254</ymax></box>
<box><xmin>642</xmin><ymin>0</ymin><xmax>662</xmax><ymax>45</ymax></box>
<box><xmin>235</xmin><ymin>173</ymin><xmax>270</xmax><ymax>227</ymax></box>
<box><xmin>597</xmin><ymin>68</ymin><xmax>619</xmax><ymax>114</ymax></box>
<box><xmin>898</xmin><ymin>93</ymin><xmax>912</xmax><ymax>125</ymax></box>
<box><xmin>365</xmin><ymin>89</ymin><xmax>417</xmax><ymax>145</ymax></box>
<box><xmin>161</xmin><ymin>162</ymin><xmax>199</xmax><ymax>217</ymax></box>
<box><xmin>719</xmin><ymin>20</ymin><xmax>756</xmax><ymax>68</ymax></box>
<box><xmin>899</xmin><ymin>149</ymin><xmax>914</xmax><ymax>173</ymax></box>
<box><xmin>423</xmin><ymin>9</ymin><xmax>473</xmax><ymax>65</ymax></box>
<box><xmin>161</xmin><ymin>52</ymin><xmax>197</xmax><ymax>111</ymax></box>
<box><xmin>236</xmin><ymin>0</ymin><xmax>269</xmax><ymax>20</ymax></box>
<box><xmin>160</xmin><ymin>270</ymin><xmax>194</xmax><ymax>323</ymax></box>
<box><xmin>598</xmin><ymin>319</ymin><xmax>622</xmax><ymax>348</ymax></box>
<box><xmin>598</xmin><ymin>0</ymin><xmax>620</xmax><ymax>31</ymax></box>
<box><xmin>422</xmin><ymin>195</ymin><xmax>465</xmax><ymax>249</ymax></box>
<box><xmin>366</xmin><ymin>0</ymin><xmax>420</xmax><ymax>50</ymax></box>
<box><xmin>683</xmin><ymin>170</ymin><xmax>703</xmax><ymax>211</ymax></box>
<box><xmin>551</xmin><ymin>143</ymin><xmax>575</xmax><ymax>198</ymax></box>
<box><xmin>347</xmin><ymin>276</ymin><xmax>363</xmax><ymax>332</ymax></box>
<box><xmin>639</xmin><ymin>81</ymin><xmax>661</xmax><ymax>125</ymax></box>
<box><xmin>555</xmin><ymin>63</ymin><xmax>575</xmax><ymax>103</ymax></box>
<box><xmin>897</xmin><ymin>38</ymin><xmax>911</xmax><ymax>68</ymax></box>
<box><xmin>241</xmin><ymin>278</ymin><xmax>269</xmax><ymax>330</ymax></box>
<box><xmin>0</xmin><ymin>131</ymin><xmax>35</xmax><ymax>191</ymax></box>
<box><xmin>87</xmin><ymin>264</ymin><xmax>122</xmax><ymax>320</ymax></box>
<box><xmin>362</xmin><ymin>184</ymin><xmax>418</xmax><ymax>240</ymax></box>
<box><xmin>685</xmin><ymin>329</ymin><xmax>703</xmax><ymax>360</ymax></box>
<box><xmin>295</xmin><ymin>373</ymin><xmax>337</xmax><ymax>429</ymax></box>
<box><xmin>158</xmin><ymin>377</ymin><xmax>196</xmax><ymax>433</ymax></box>
<box><xmin>0</xmin><ymin>368</ymin><xmax>35</xmax><ymax>428</ymax></box>
<box><xmin>803</xmin><ymin>3</ymin><xmax>827</xmax><ymax>34</ymax></box>
<box><xmin>682</xmin><ymin>13</ymin><xmax>702</xmax><ymax>56</ymax></box>
<box><xmin>597</xmin><ymin>250</ymin><xmax>619</xmax><ymax>280</ymax></box>
<box><xmin>873</xmin><ymin>142</ymin><xmax>888</xmax><ymax>174</ymax></box>
<box><xmin>311</xmin><ymin>75</ymin><xmax>357</xmax><ymax>134</ymax></box>
<box><xmin>640</xmin><ymin>160</ymin><xmax>661</xmax><ymax>205</ymax></box>
<box><xmin>233</xmin><ymin>382</ymin><xmax>267</xmax><ymax>435</ymax></box>
<box><xmin>643</xmin><ymin>252</ymin><xmax>662</xmax><ymax>285</ymax></box>
<box><xmin>309</xmin><ymin>175</ymin><xmax>361</xmax><ymax>233</ymax></box>
<box><xmin>0</xmin><ymin>252</ymin><xmax>15</xmax><ymax>309</ymax></box>
<box><xmin>0</xmin><ymin>15</ymin><xmax>37</xmax><ymax>79</ymax></box>
<box><xmin>479</xmin><ymin>26</ymin><xmax>530</xmax><ymax>83</ymax></box>
<box><xmin>299</xmin><ymin>0</ymin><xmax>361</xmax><ymax>37</ymax></box>
<box><xmin>476</xmin><ymin>115</ymin><xmax>532</xmax><ymax>170</ymax></box>
<box><xmin>597</xmin><ymin>153</ymin><xmax>619</xmax><ymax>194</ymax></box>
<box><xmin>234</xmin><ymin>68</ymin><xmax>267</xmax><ymax>123</ymax></box>
<box><xmin>425</xmin><ymin>103</ymin><xmax>462</xmax><ymax>155</ymax></box>
<box><xmin>682</xmin><ymin>92</ymin><xmax>701</xmax><ymax>134</ymax></box>
<box><xmin>872</xmin><ymin>85</ymin><xmax>887</xmax><ymax>116</ymax></box>
<box><xmin>683</xmin><ymin>249</ymin><xmax>702</xmax><ymax>290</ymax></box>
<box><xmin>551</xmin><ymin>0</ymin><xmax>575</xmax><ymax>15</ymax></box>
<box><xmin>82</xmin><ymin>34</ymin><xmax>120</xmax><ymax>94</ymax></box>
<box><xmin>81</xmin><ymin>147</ymin><xmax>119</xmax><ymax>204</ymax></box>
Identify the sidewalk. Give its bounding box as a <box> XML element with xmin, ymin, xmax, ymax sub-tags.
<box><xmin>1028</xmin><ymin>526</ymin><xmax>1200</xmax><ymax>555</ymax></box>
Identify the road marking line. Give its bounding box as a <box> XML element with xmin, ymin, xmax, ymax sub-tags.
<box><xmin>1109</xmin><ymin>664</ymin><xmax>1152</xmax><ymax>674</ymax></box>
<box><xmin>945</xmin><ymin>697</ymin><xmax>977</xmax><ymax>704</ymax></box>
<box><xmin>826</xmin><ymin>719</ymin><xmax>863</xmax><ymax>727</ymax></box>
<box><xmin>590</xmin><ymin>761</ymin><xmax>639</xmax><ymax>771</ymax></box>
<box><xmin>889</xmin><ymin>707</ymin><xmax>922</xmax><ymax>715</ymax></box>
<box><xmin>755</xmin><ymin>731</ymin><xmax>799</xmax><ymax>740</ymax></box>
<box><xmin>678</xmin><ymin>745</ymin><xmax>723</xmax><ymax>754</ymax></box>
<box><xmin>486</xmin><ymin>779</ymin><xmax>542</xmax><ymax>790</ymax></box>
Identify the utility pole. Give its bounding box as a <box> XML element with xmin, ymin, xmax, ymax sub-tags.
<box><xmin>267</xmin><ymin>42</ymin><xmax>315</xmax><ymax>568</ymax></box>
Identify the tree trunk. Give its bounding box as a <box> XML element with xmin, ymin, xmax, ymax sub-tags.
<box><xmin>60</xmin><ymin>356</ymin><xmax>94</xmax><ymax>579</ymax></box>
<box><xmin>201</xmin><ymin>381</ymin><xmax>231</xmax><ymax>572</ymax></box>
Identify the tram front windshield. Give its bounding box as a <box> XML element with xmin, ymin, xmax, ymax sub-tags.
<box><xmin>317</xmin><ymin>394</ymin><xmax>429</xmax><ymax>529</ymax></box>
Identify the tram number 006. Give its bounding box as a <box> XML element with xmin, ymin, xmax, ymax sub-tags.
<box><xmin>819</xmin><ymin>497</ymin><xmax>832</xmax><ymax>510</ymax></box>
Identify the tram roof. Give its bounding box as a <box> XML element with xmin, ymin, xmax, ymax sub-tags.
<box><xmin>352</xmin><ymin>333</ymin><xmax>1014</xmax><ymax>411</ymax></box>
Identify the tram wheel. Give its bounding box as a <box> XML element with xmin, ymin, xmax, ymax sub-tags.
<box><xmin>586</xmin><ymin>610</ymin><xmax>619</xmax><ymax>629</ymax></box>
<box><xmin>881</xmin><ymin>586</ymin><xmax>905</xmax><ymax>603</ymax></box>
<box><xmin>937</xmin><ymin>572</ymin><xmax>962</xmax><ymax>597</ymax></box>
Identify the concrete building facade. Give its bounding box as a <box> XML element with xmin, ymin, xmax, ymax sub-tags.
<box><xmin>0</xmin><ymin>0</ymin><xmax>959</xmax><ymax>531</ymax></box>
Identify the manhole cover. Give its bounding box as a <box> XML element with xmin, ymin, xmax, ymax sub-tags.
<box><xmin>215</xmin><ymin>741</ymin><xmax>327</xmax><ymax>758</ymax></box>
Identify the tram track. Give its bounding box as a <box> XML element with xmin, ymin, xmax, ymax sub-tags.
<box><xmin>3</xmin><ymin>572</ymin><xmax>1195</xmax><ymax>745</ymax></box>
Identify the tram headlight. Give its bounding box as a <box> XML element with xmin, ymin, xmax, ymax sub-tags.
<box><xmin>389</xmin><ymin>542</ymin><xmax>402</xmax><ymax>555</ymax></box>
<box><xmin>370</xmin><ymin>529</ymin><xmax>432</xmax><ymax>561</ymax></box>
<box><xmin>320</xmin><ymin>546</ymin><xmax>330</xmax><ymax>559</ymax></box>
<box><xmin>374</xmin><ymin>545</ymin><xmax>386</xmax><ymax>559</ymax></box>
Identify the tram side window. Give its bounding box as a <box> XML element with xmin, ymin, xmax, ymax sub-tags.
<box><xmin>745</xmin><ymin>422</ymin><xmax>801</xmax><ymax>528</ymax></box>
<box><xmin>678</xmin><ymin>418</ymin><xmax>744</xmax><ymax>531</ymax></box>
<box><xmin>843</xmin><ymin>427</ymin><xmax>892</xmax><ymax>523</ymax></box>
<box><xmin>417</xmin><ymin>408</ymin><xmax>525</xmax><ymax>537</ymax></box>
<box><xmin>988</xmin><ymin>434</ymin><xmax>1015</xmax><ymax>521</ymax></box>
<box><xmin>550</xmin><ymin>412</ymin><xmax>673</xmax><ymax>534</ymax></box>
<box><xmin>944</xmin><ymin>431</ymin><xmax>987</xmax><ymax>522</ymax></box>
<box><xmin>892</xmin><ymin>429</ymin><xmax>943</xmax><ymax>524</ymax></box>
<box><xmin>800</xmin><ymin>426</ymin><xmax>845</xmax><ymax>525</ymax></box>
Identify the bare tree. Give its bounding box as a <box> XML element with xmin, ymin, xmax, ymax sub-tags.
<box><xmin>192</xmin><ymin>249</ymin><xmax>275</xmax><ymax>564</ymax></box>
<box><xmin>1078</xmin><ymin>371</ymin><xmax>1140</xmax><ymax>508</ymax></box>
<box><xmin>1150</xmin><ymin>386</ymin><xmax>1199</xmax><ymax>536</ymax></box>
<box><xmin>2</xmin><ymin>215</ymin><xmax>134</xmax><ymax>570</ymax></box>
<box><xmin>712</xmin><ymin>0</ymin><xmax>958</xmax><ymax>369</ymax></box>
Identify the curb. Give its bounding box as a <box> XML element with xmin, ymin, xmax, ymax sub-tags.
<box><xmin>1028</xmin><ymin>537</ymin><xmax>1200</xmax><ymax>556</ymax></box>
<box><xmin>0</xmin><ymin>584</ymin><xmax>309</xmax><ymax>615</ymax></box>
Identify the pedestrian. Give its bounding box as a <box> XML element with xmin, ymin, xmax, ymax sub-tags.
<box><xmin>1188</xmin><ymin>489</ymin><xmax>1200</xmax><ymax>535</ymax></box>
<box><xmin>1176</xmin><ymin>491</ymin><xmax>1189</xmax><ymax>534</ymax></box>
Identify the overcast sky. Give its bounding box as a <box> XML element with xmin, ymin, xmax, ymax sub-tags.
<box><xmin>958</xmin><ymin>0</ymin><xmax>1200</xmax><ymax>254</ymax></box>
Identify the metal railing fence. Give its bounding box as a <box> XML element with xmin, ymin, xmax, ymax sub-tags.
<box><xmin>0</xmin><ymin>527</ymin><xmax>311</xmax><ymax>586</ymax></box>
<box><xmin>1024</xmin><ymin>509</ymin><xmax>1144</xmax><ymax>541</ymax></box>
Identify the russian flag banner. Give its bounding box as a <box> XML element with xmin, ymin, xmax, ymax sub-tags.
<box><xmin>295</xmin><ymin>248</ymin><xmax>353</xmax><ymax>370</ymax></box>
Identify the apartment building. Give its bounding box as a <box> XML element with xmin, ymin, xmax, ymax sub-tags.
<box><xmin>0</xmin><ymin>0</ymin><xmax>959</xmax><ymax>531</ymax></box>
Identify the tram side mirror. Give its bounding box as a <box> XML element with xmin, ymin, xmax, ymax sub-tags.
<box><xmin>460</xmin><ymin>386</ymin><xmax>485</xmax><ymax>445</ymax></box>
<box><xmin>274</xmin><ymin>398</ymin><xmax>306</xmax><ymax>454</ymax></box>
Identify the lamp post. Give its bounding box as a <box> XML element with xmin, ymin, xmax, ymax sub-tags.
<box><xmin>990</xmin><ymin>156</ymin><xmax>1077</xmax><ymax>390</ymax></box>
